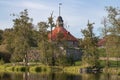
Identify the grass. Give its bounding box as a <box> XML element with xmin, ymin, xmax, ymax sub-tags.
<box><xmin>0</xmin><ymin>63</ymin><xmax>51</xmax><ymax>73</ymax></box>
<box><xmin>64</xmin><ymin>60</ymin><xmax>120</xmax><ymax>74</ymax></box>
<box><xmin>0</xmin><ymin>65</ymin><xmax>5</xmax><ymax>71</ymax></box>
<box><xmin>75</xmin><ymin>61</ymin><xmax>82</xmax><ymax>66</ymax></box>
<box><xmin>4</xmin><ymin>66</ymin><xmax>29</xmax><ymax>72</ymax></box>
<box><xmin>0</xmin><ymin>61</ymin><xmax>120</xmax><ymax>74</ymax></box>
<box><xmin>103</xmin><ymin>67</ymin><xmax>120</xmax><ymax>75</ymax></box>
<box><xmin>63</xmin><ymin>66</ymin><xmax>83</xmax><ymax>74</ymax></box>
<box><xmin>29</xmin><ymin>66</ymin><xmax>50</xmax><ymax>72</ymax></box>
<box><xmin>99</xmin><ymin>60</ymin><xmax>120</xmax><ymax>67</ymax></box>
<box><xmin>100</xmin><ymin>60</ymin><xmax>120</xmax><ymax>75</ymax></box>
<box><xmin>98</xmin><ymin>48</ymin><xmax>106</xmax><ymax>57</ymax></box>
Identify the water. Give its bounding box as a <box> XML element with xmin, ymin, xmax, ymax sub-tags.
<box><xmin>0</xmin><ymin>72</ymin><xmax>120</xmax><ymax>80</ymax></box>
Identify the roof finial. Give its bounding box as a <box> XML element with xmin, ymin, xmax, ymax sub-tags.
<box><xmin>59</xmin><ymin>3</ymin><xmax>62</xmax><ymax>16</ymax></box>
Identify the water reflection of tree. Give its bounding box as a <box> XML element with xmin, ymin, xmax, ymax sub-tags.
<box><xmin>49</xmin><ymin>72</ymin><xmax>82</xmax><ymax>80</ymax></box>
<box><xmin>100</xmin><ymin>73</ymin><xmax>120</xmax><ymax>80</ymax></box>
<box><xmin>23</xmin><ymin>72</ymin><xmax>29</xmax><ymax>80</ymax></box>
<box><xmin>4</xmin><ymin>72</ymin><xmax>120</xmax><ymax>80</ymax></box>
<box><xmin>51</xmin><ymin>73</ymin><xmax>55</xmax><ymax>80</ymax></box>
<box><xmin>23</xmin><ymin>72</ymin><xmax>50</xmax><ymax>80</ymax></box>
<box><xmin>82</xmin><ymin>73</ymin><xmax>100</xmax><ymax>80</ymax></box>
<box><xmin>0</xmin><ymin>73</ymin><xmax>11</xmax><ymax>80</ymax></box>
<box><xmin>26</xmin><ymin>72</ymin><xmax>82</xmax><ymax>80</ymax></box>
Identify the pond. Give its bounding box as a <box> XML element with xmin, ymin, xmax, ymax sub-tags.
<box><xmin>0</xmin><ymin>72</ymin><xmax>120</xmax><ymax>80</ymax></box>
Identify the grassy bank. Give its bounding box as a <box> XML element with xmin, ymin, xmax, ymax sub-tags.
<box><xmin>0</xmin><ymin>63</ymin><xmax>82</xmax><ymax>74</ymax></box>
<box><xmin>103</xmin><ymin>68</ymin><xmax>120</xmax><ymax>75</ymax></box>
<box><xmin>99</xmin><ymin>60</ymin><xmax>120</xmax><ymax>75</ymax></box>
<box><xmin>63</xmin><ymin>66</ymin><xmax>84</xmax><ymax>75</ymax></box>
<box><xmin>0</xmin><ymin>64</ymin><xmax>51</xmax><ymax>73</ymax></box>
<box><xmin>0</xmin><ymin>61</ymin><xmax>120</xmax><ymax>75</ymax></box>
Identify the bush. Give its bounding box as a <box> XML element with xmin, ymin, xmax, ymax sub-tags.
<box><xmin>0</xmin><ymin>58</ymin><xmax>4</xmax><ymax>65</ymax></box>
<box><xmin>43</xmin><ymin>67</ymin><xmax>47</xmax><ymax>71</ymax></box>
<box><xmin>118</xmin><ymin>72</ymin><xmax>120</xmax><ymax>75</ymax></box>
<box><xmin>13</xmin><ymin>66</ymin><xmax>28</xmax><ymax>72</ymax></box>
<box><xmin>35</xmin><ymin>67</ymin><xmax>41</xmax><ymax>72</ymax></box>
<box><xmin>30</xmin><ymin>66</ymin><xmax>41</xmax><ymax>72</ymax></box>
<box><xmin>0</xmin><ymin>65</ymin><xmax>5</xmax><ymax>71</ymax></box>
<box><xmin>6</xmin><ymin>66</ymin><xmax>14</xmax><ymax>71</ymax></box>
<box><xmin>20</xmin><ymin>66</ymin><xmax>28</xmax><ymax>72</ymax></box>
<box><xmin>75</xmin><ymin>61</ymin><xmax>82</xmax><ymax>66</ymax></box>
<box><xmin>29</xmin><ymin>66</ymin><xmax>50</xmax><ymax>72</ymax></box>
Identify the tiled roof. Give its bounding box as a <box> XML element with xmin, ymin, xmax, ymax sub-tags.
<box><xmin>48</xmin><ymin>26</ymin><xmax>78</xmax><ymax>41</ymax></box>
<box><xmin>97</xmin><ymin>38</ymin><xmax>106</xmax><ymax>47</ymax></box>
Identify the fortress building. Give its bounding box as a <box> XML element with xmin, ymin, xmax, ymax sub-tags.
<box><xmin>48</xmin><ymin>16</ymin><xmax>82</xmax><ymax>60</ymax></box>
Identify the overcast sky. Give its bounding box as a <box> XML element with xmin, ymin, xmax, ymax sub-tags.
<box><xmin>0</xmin><ymin>0</ymin><xmax>120</xmax><ymax>38</ymax></box>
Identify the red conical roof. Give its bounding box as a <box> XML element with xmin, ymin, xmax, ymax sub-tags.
<box><xmin>48</xmin><ymin>16</ymin><xmax>78</xmax><ymax>41</ymax></box>
<box><xmin>48</xmin><ymin>26</ymin><xmax>78</xmax><ymax>41</ymax></box>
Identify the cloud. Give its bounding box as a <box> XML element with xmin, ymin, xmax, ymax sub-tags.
<box><xmin>21</xmin><ymin>1</ymin><xmax>49</xmax><ymax>10</ymax></box>
<box><xmin>0</xmin><ymin>0</ymin><xmax>50</xmax><ymax>10</ymax></box>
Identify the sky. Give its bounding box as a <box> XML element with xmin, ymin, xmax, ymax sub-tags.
<box><xmin>0</xmin><ymin>0</ymin><xmax>120</xmax><ymax>38</ymax></box>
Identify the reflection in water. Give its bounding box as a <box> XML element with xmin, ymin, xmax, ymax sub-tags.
<box><xmin>106</xmin><ymin>73</ymin><xmax>110</xmax><ymax>80</ymax></box>
<box><xmin>0</xmin><ymin>72</ymin><xmax>120</xmax><ymax>80</ymax></box>
<box><xmin>51</xmin><ymin>72</ymin><xmax>55</xmax><ymax>80</ymax></box>
<box><xmin>23</xmin><ymin>72</ymin><xmax>29</xmax><ymax>80</ymax></box>
<box><xmin>82</xmin><ymin>73</ymin><xmax>100</xmax><ymax>80</ymax></box>
<box><xmin>0</xmin><ymin>73</ymin><xmax>11</xmax><ymax>80</ymax></box>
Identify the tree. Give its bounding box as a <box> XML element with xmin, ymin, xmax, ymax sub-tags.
<box><xmin>48</xmin><ymin>12</ymin><xmax>56</xmax><ymax>66</ymax></box>
<box><xmin>103</xmin><ymin>6</ymin><xmax>120</xmax><ymax>68</ymax></box>
<box><xmin>0</xmin><ymin>29</ymin><xmax>3</xmax><ymax>45</ymax></box>
<box><xmin>2</xmin><ymin>29</ymin><xmax>14</xmax><ymax>53</ymax></box>
<box><xmin>37</xmin><ymin>13</ymin><xmax>67</xmax><ymax>66</ymax></box>
<box><xmin>106</xmin><ymin>6</ymin><xmax>120</xmax><ymax>55</ymax></box>
<box><xmin>10</xmin><ymin>9</ymin><xmax>34</xmax><ymax>66</ymax></box>
<box><xmin>37</xmin><ymin>21</ymin><xmax>49</xmax><ymax>64</ymax></box>
<box><xmin>101</xmin><ymin>17</ymin><xmax>110</xmax><ymax>67</ymax></box>
<box><xmin>81</xmin><ymin>21</ymin><xmax>99</xmax><ymax>67</ymax></box>
<box><xmin>1</xmin><ymin>29</ymin><xmax>14</xmax><ymax>62</ymax></box>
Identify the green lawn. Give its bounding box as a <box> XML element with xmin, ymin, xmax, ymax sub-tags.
<box><xmin>99</xmin><ymin>60</ymin><xmax>120</xmax><ymax>67</ymax></box>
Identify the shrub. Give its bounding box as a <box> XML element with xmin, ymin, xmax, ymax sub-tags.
<box><xmin>6</xmin><ymin>66</ymin><xmax>14</xmax><ymax>71</ymax></box>
<box><xmin>43</xmin><ymin>67</ymin><xmax>47</xmax><ymax>71</ymax></box>
<box><xmin>20</xmin><ymin>66</ymin><xmax>27</xmax><ymax>72</ymax></box>
<box><xmin>0</xmin><ymin>58</ymin><xmax>4</xmax><ymax>65</ymax></box>
<box><xmin>35</xmin><ymin>66</ymin><xmax>41</xmax><ymax>72</ymax></box>
<box><xmin>118</xmin><ymin>72</ymin><xmax>120</xmax><ymax>75</ymax></box>
<box><xmin>30</xmin><ymin>66</ymin><xmax>41</xmax><ymax>72</ymax></box>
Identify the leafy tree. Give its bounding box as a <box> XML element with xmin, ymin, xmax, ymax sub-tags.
<box><xmin>103</xmin><ymin>6</ymin><xmax>120</xmax><ymax>67</ymax></box>
<box><xmin>101</xmin><ymin>17</ymin><xmax>109</xmax><ymax>67</ymax></box>
<box><xmin>0</xmin><ymin>30</ymin><xmax>3</xmax><ymax>44</ymax></box>
<box><xmin>2</xmin><ymin>29</ymin><xmax>14</xmax><ymax>53</ymax></box>
<box><xmin>48</xmin><ymin>12</ymin><xmax>56</xmax><ymax>66</ymax></box>
<box><xmin>106</xmin><ymin>6</ymin><xmax>120</xmax><ymax>57</ymax></box>
<box><xmin>37</xmin><ymin>21</ymin><xmax>49</xmax><ymax>64</ymax></box>
<box><xmin>0</xmin><ymin>29</ymin><xmax>14</xmax><ymax>62</ymax></box>
<box><xmin>10</xmin><ymin>9</ymin><xmax>34</xmax><ymax>66</ymax></box>
<box><xmin>37</xmin><ymin>13</ymin><xmax>66</xmax><ymax>66</ymax></box>
<box><xmin>81</xmin><ymin>21</ymin><xmax>99</xmax><ymax>67</ymax></box>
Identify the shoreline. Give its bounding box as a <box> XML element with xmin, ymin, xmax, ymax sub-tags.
<box><xmin>0</xmin><ymin>64</ymin><xmax>120</xmax><ymax>75</ymax></box>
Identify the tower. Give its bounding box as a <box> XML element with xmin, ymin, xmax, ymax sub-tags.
<box><xmin>56</xmin><ymin>3</ymin><xmax>64</xmax><ymax>27</ymax></box>
<box><xmin>56</xmin><ymin>16</ymin><xmax>64</xmax><ymax>27</ymax></box>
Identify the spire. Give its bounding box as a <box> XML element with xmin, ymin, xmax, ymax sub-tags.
<box><xmin>56</xmin><ymin>16</ymin><xmax>64</xmax><ymax>27</ymax></box>
<box><xmin>56</xmin><ymin>3</ymin><xmax>64</xmax><ymax>27</ymax></box>
<box><xmin>59</xmin><ymin>3</ymin><xmax>62</xmax><ymax>16</ymax></box>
